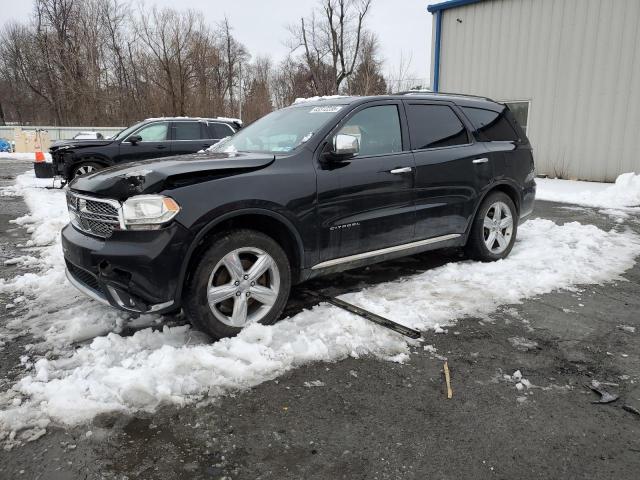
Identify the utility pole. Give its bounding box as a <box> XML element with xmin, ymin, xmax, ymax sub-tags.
<box><xmin>238</xmin><ymin>61</ymin><xmax>242</xmax><ymax>120</ymax></box>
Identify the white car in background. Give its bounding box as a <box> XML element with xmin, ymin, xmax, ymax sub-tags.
<box><xmin>72</xmin><ymin>131</ymin><xmax>104</xmax><ymax>140</ymax></box>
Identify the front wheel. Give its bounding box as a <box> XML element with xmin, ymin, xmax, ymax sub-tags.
<box><xmin>72</xmin><ymin>161</ymin><xmax>102</xmax><ymax>178</ymax></box>
<box><xmin>184</xmin><ymin>229</ymin><xmax>291</xmax><ymax>340</ymax></box>
<box><xmin>465</xmin><ymin>191</ymin><xmax>518</xmax><ymax>261</ymax></box>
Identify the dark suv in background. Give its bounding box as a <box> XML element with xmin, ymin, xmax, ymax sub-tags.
<box><xmin>51</xmin><ymin>117</ymin><xmax>242</xmax><ymax>180</ymax></box>
<box><xmin>62</xmin><ymin>94</ymin><xmax>535</xmax><ymax>339</ymax></box>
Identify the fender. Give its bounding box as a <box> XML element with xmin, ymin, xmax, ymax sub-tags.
<box><xmin>463</xmin><ymin>179</ymin><xmax>523</xmax><ymax>242</ymax></box>
<box><xmin>173</xmin><ymin>207</ymin><xmax>306</xmax><ymax>305</ymax></box>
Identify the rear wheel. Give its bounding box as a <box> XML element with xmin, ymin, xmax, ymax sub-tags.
<box><xmin>465</xmin><ymin>191</ymin><xmax>518</xmax><ymax>261</ymax></box>
<box><xmin>184</xmin><ymin>229</ymin><xmax>291</xmax><ymax>340</ymax></box>
<box><xmin>72</xmin><ymin>161</ymin><xmax>102</xmax><ymax>178</ymax></box>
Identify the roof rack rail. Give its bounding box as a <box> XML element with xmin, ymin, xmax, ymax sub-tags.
<box><xmin>396</xmin><ymin>90</ymin><xmax>491</xmax><ymax>100</ymax></box>
<box><xmin>394</xmin><ymin>90</ymin><xmax>434</xmax><ymax>95</ymax></box>
<box><xmin>141</xmin><ymin>116</ymin><xmax>243</xmax><ymax>125</ymax></box>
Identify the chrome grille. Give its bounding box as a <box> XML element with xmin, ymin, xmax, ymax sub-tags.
<box><xmin>66</xmin><ymin>191</ymin><xmax>121</xmax><ymax>238</ymax></box>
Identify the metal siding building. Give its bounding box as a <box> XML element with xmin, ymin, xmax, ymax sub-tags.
<box><xmin>428</xmin><ymin>0</ymin><xmax>640</xmax><ymax>182</ymax></box>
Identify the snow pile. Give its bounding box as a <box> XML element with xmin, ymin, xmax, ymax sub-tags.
<box><xmin>5</xmin><ymin>173</ymin><xmax>66</xmax><ymax>245</ymax></box>
<box><xmin>0</xmin><ymin>152</ymin><xmax>52</xmax><ymax>162</ymax></box>
<box><xmin>508</xmin><ymin>337</ymin><xmax>538</xmax><ymax>351</ymax></box>
<box><xmin>0</xmin><ymin>172</ymin><xmax>154</xmax><ymax>350</ymax></box>
<box><xmin>1</xmin><ymin>170</ymin><xmax>640</xmax><ymax>445</ymax></box>
<box><xmin>342</xmin><ymin>218</ymin><xmax>640</xmax><ymax>329</ymax></box>
<box><xmin>504</xmin><ymin>370</ymin><xmax>533</xmax><ymax>392</ymax></box>
<box><xmin>293</xmin><ymin>95</ymin><xmax>348</xmax><ymax>104</ymax></box>
<box><xmin>214</xmin><ymin>116</ymin><xmax>243</xmax><ymax>125</ymax></box>
<box><xmin>0</xmin><ymin>174</ymin><xmax>55</xmax><ymax>198</ymax></box>
<box><xmin>8</xmin><ymin>314</ymin><xmax>404</xmax><ymax>428</ymax></box>
<box><xmin>536</xmin><ymin>172</ymin><xmax>640</xmax><ymax>208</ymax></box>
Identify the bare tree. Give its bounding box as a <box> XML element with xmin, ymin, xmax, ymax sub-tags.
<box><xmin>240</xmin><ymin>56</ymin><xmax>273</xmax><ymax>123</ymax></box>
<box><xmin>384</xmin><ymin>51</ymin><xmax>427</xmax><ymax>93</ymax></box>
<box><xmin>138</xmin><ymin>8</ymin><xmax>199</xmax><ymax>116</ymax></box>
<box><xmin>290</xmin><ymin>0</ymin><xmax>372</xmax><ymax>95</ymax></box>
<box><xmin>219</xmin><ymin>17</ymin><xmax>249</xmax><ymax>117</ymax></box>
<box><xmin>0</xmin><ymin>0</ymin><xmax>385</xmax><ymax>126</ymax></box>
<box><xmin>271</xmin><ymin>56</ymin><xmax>318</xmax><ymax>108</ymax></box>
<box><xmin>346</xmin><ymin>32</ymin><xmax>386</xmax><ymax>95</ymax></box>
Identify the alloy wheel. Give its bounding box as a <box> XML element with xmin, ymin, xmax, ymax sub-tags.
<box><xmin>75</xmin><ymin>165</ymin><xmax>97</xmax><ymax>176</ymax></box>
<box><xmin>206</xmin><ymin>247</ymin><xmax>280</xmax><ymax>327</ymax></box>
<box><xmin>483</xmin><ymin>201</ymin><xmax>514</xmax><ymax>254</ymax></box>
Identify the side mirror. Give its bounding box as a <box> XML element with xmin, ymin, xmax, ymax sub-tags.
<box><xmin>331</xmin><ymin>134</ymin><xmax>359</xmax><ymax>158</ymax></box>
<box><xmin>126</xmin><ymin>135</ymin><xmax>142</xmax><ymax>144</ymax></box>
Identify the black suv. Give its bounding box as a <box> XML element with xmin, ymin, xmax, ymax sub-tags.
<box><xmin>62</xmin><ymin>94</ymin><xmax>535</xmax><ymax>339</ymax></box>
<box><xmin>51</xmin><ymin>117</ymin><xmax>242</xmax><ymax>180</ymax></box>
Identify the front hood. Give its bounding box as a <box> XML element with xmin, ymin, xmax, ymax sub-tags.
<box><xmin>69</xmin><ymin>151</ymin><xmax>275</xmax><ymax>200</ymax></box>
<box><xmin>50</xmin><ymin>139</ymin><xmax>114</xmax><ymax>151</ymax></box>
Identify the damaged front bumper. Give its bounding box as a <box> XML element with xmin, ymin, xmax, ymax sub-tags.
<box><xmin>50</xmin><ymin>150</ymin><xmax>73</xmax><ymax>179</ymax></box>
<box><xmin>61</xmin><ymin>221</ymin><xmax>193</xmax><ymax>314</ymax></box>
<box><xmin>64</xmin><ymin>266</ymin><xmax>175</xmax><ymax>313</ymax></box>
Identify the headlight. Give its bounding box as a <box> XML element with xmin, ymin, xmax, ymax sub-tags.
<box><xmin>122</xmin><ymin>195</ymin><xmax>180</xmax><ymax>230</ymax></box>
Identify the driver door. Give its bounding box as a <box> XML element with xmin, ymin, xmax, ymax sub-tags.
<box><xmin>117</xmin><ymin>121</ymin><xmax>172</xmax><ymax>163</ymax></box>
<box><xmin>315</xmin><ymin>101</ymin><xmax>416</xmax><ymax>263</ymax></box>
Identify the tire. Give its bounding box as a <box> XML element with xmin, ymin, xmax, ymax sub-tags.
<box><xmin>72</xmin><ymin>161</ymin><xmax>103</xmax><ymax>178</ymax></box>
<box><xmin>184</xmin><ymin>229</ymin><xmax>291</xmax><ymax>340</ymax></box>
<box><xmin>465</xmin><ymin>191</ymin><xmax>518</xmax><ymax>261</ymax></box>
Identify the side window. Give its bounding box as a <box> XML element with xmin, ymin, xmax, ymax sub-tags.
<box><xmin>461</xmin><ymin>107</ymin><xmax>520</xmax><ymax>142</ymax></box>
<box><xmin>405</xmin><ymin>104</ymin><xmax>469</xmax><ymax>150</ymax></box>
<box><xmin>210</xmin><ymin>123</ymin><xmax>235</xmax><ymax>139</ymax></box>
<box><xmin>136</xmin><ymin>122</ymin><xmax>169</xmax><ymax>142</ymax></box>
<box><xmin>504</xmin><ymin>101</ymin><xmax>529</xmax><ymax>134</ymax></box>
<box><xmin>174</xmin><ymin>122</ymin><xmax>203</xmax><ymax>140</ymax></box>
<box><xmin>337</xmin><ymin>105</ymin><xmax>402</xmax><ymax>156</ymax></box>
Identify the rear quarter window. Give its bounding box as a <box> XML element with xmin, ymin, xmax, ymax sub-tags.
<box><xmin>462</xmin><ymin>106</ymin><xmax>520</xmax><ymax>142</ymax></box>
<box><xmin>405</xmin><ymin>104</ymin><xmax>469</xmax><ymax>150</ymax></box>
<box><xmin>210</xmin><ymin>123</ymin><xmax>235</xmax><ymax>139</ymax></box>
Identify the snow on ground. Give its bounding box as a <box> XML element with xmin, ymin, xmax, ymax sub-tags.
<box><xmin>0</xmin><ymin>152</ymin><xmax>52</xmax><ymax>162</ymax></box>
<box><xmin>1</xmin><ymin>171</ymin><xmax>640</xmax><ymax>448</ymax></box>
<box><xmin>0</xmin><ymin>172</ymin><xmax>154</xmax><ymax>349</ymax></box>
<box><xmin>536</xmin><ymin>172</ymin><xmax>640</xmax><ymax>209</ymax></box>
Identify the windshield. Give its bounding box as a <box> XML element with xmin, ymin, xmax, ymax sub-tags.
<box><xmin>113</xmin><ymin>121</ymin><xmax>145</xmax><ymax>141</ymax></box>
<box><xmin>210</xmin><ymin>104</ymin><xmax>346</xmax><ymax>154</ymax></box>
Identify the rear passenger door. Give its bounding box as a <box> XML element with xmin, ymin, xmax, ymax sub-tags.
<box><xmin>171</xmin><ymin>121</ymin><xmax>209</xmax><ymax>155</ymax></box>
<box><xmin>404</xmin><ymin>101</ymin><xmax>493</xmax><ymax>240</ymax></box>
<box><xmin>460</xmin><ymin>106</ymin><xmax>531</xmax><ymax>193</ymax></box>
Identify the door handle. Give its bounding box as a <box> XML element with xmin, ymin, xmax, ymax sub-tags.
<box><xmin>389</xmin><ymin>166</ymin><xmax>413</xmax><ymax>174</ymax></box>
<box><xmin>156</xmin><ymin>145</ymin><xmax>167</xmax><ymax>150</ymax></box>
<box><xmin>472</xmin><ymin>157</ymin><xmax>489</xmax><ymax>164</ymax></box>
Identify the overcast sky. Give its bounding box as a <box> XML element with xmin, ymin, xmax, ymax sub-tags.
<box><xmin>2</xmin><ymin>0</ymin><xmax>433</xmax><ymax>87</ymax></box>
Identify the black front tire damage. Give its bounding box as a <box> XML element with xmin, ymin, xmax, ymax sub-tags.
<box><xmin>183</xmin><ymin>229</ymin><xmax>291</xmax><ymax>340</ymax></box>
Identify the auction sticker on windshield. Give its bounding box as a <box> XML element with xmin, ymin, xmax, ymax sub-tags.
<box><xmin>310</xmin><ymin>106</ymin><xmax>343</xmax><ymax>113</ymax></box>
